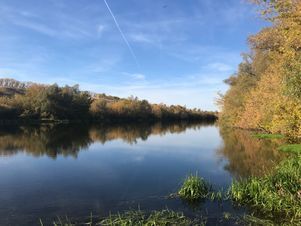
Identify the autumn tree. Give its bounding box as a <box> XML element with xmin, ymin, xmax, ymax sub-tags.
<box><xmin>220</xmin><ymin>0</ymin><xmax>301</xmax><ymax>136</ymax></box>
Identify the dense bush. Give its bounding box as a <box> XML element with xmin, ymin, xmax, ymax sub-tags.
<box><xmin>0</xmin><ymin>83</ymin><xmax>91</xmax><ymax>120</ymax></box>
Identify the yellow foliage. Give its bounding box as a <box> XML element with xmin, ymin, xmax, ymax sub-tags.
<box><xmin>236</xmin><ymin>62</ymin><xmax>284</xmax><ymax>131</ymax></box>
<box><xmin>220</xmin><ymin>0</ymin><xmax>301</xmax><ymax>137</ymax></box>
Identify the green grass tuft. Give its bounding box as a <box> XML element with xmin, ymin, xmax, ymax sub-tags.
<box><xmin>278</xmin><ymin>144</ymin><xmax>301</xmax><ymax>154</ymax></box>
<box><xmin>242</xmin><ymin>215</ymin><xmax>275</xmax><ymax>226</ymax></box>
<box><xmin>252</xmin><ymin>133</ymin><xmax>284</xmax><ymax>139</ymax></box>
<box><xmin>209</xmin><ymin>191</ymin><xmax>224</xmax><ymax>201</ymax></box>
<box><xmin>46</xmin><ymin>209</ymin><xmax>206</xmax><ymax>226</ymax></box>
<box><xmin>229</xmin><ymin>155</ymin><xmax>301</xmax><ymax>223</ymax></box>
<box><xmin>101</xmin><ymin>209</ymin><xmax>201</xmax><ymax>226</ymax></box>
<box><xmin>178</xmin><ymin>173</ymin><xmax>210</xmax><ymax>201</ymax></box>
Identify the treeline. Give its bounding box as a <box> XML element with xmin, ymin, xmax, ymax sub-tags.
<box><xmin>219</xmin><ymin>0</ymin><xmax>301</xmax><ymax>137</ymax></box>
<box><xmin>0</xmin><ymin>78</ymin><xmax>217</xmax><ymax>122</ymax></box>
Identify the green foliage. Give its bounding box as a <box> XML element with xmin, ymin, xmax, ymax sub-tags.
<box><xmin>178</xmin><ymin>174</ymin><xmax>210</xmax><ymax>201</ymax></box>
<box><xmin>0</xmin><ymin>83</ymin><xmax>92</xmax><ymax>120</ymax></box>
<box><xmin>229</xmin><ymin>155</ymin><xmax>301</xmax><ymax>223</ymax></box>
<box><xmin>0</xmin><ymin>79</ymin><xmax>217</xmax><ymax>122</ymax></box>
<box><xmin>278</xmin><ymin>144</ymin><xmax>301</xmax><ymax>154</ymax></box>
<box><xmin>252</xmin><ymin>133</ymin><xmax>284</xmax><ymax>139</ymax></box>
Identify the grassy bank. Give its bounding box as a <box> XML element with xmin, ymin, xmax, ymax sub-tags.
<box><xmin>229</xmin><ymin>155</ymin><xmax>301</xmax><ymax>224</ymax></box>
<box><xmin>278</xmin><ymin>144</ymin><xmax>301</xmax><ymax>154</ymax></box>
<box><xmin>252</xmin><ymin>133</ymin><xmax>284</xmax><ymax>140</ymax></box>
<box><xmin>41</xmin><ymin>209</ymin><xmax>258</xmax><ymax>226</ymax></box>
<box><xmin>40</xmin><ymin>155</ymin><xmax>301</xmax><ymax>225</ymax></box>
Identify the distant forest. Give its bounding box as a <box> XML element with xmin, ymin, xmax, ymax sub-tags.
<box><xmin>0</xmin><ymin>78</ymin><xmax>217</xmax><ymax>122</ymax></box>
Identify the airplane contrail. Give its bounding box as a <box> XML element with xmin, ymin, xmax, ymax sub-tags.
<box><xmin>103</xmin><ymin>0</ymin><xmax>140</xmax><ymax>68</ymax></box>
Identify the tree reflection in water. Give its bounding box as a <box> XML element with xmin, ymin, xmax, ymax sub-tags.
<box><xmin>0</xmin><ymin>121</ymin><xmax>214</xmax><ymax>158</ymax></box>
<box><xmin>218</xmin><ymin>126</ymin><xmax>288</xmax><ymax>178</ymax></box>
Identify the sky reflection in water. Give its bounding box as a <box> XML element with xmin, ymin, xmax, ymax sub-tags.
<box><xmin>0</xmin><ymin>122</ymin><xmax>286</xmax><ymax>225</ymax></box>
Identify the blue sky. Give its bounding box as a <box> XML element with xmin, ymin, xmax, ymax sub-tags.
<box><xmin>0</xmin><ymin>0</ymin><xmax>265</xmax><ymax>110</ymax></box>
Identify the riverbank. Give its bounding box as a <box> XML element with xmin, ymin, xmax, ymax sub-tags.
<box><xmin>230</xmin><ymin>154</ymin><xmax>301</xmax><ymax>224</ymax></box>
<box><xmin>223</xmin><ymin>130</ymin><xmax>301</xmax><ymax>224</ymax></box>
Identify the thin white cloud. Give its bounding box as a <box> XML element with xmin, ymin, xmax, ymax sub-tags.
<box><xmin>97</xmin><ymin>24</ymin><xmax>106</xmax><ymax>37</ymax></box>
<box><xmin>72</xmin><ymin>68</ymin><xmax>230</xmax><ymax>110</ymax></box>
<box><xmin>13</xmin><ymin>19</ymin><xmax>57</xmax><ymax>37</ymax></box>
<box><xmin>0</xmin><ymin>5</ymin><xmax>104</xmax><ymax>40</ymax></box>
<box><xmin>86</xmin><ymin>57</ymin><xmax>121</xmax><ymax>74</ymax></box>
<box><xmin>130</xmin><ymin>73</ymin><xmax>145</xmax><ymax>80</ymax></box>
<box><xmin>129</xmin><ymin>33</ymin><xmax>154</xmax><ymax>44</ymax></box>
<box><xmin>206</xmin><ymin>63</ymin><xmax>233</xmax><ymax>72</ymax></box>
<box><xmin>122</xmin><ymin>72</ymin><xmax>146</xmax><ymax>80</ymax></box>
<box><xmin>79</xmin><ymin>81</ymin><xmax>224</xmax><ymax>111</ymax></box>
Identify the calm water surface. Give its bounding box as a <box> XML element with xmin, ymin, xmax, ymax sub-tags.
<box><xmin>0</xmin><ymin>122</ymin><xmax>286</xmax><ymax>225</ymax></box>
